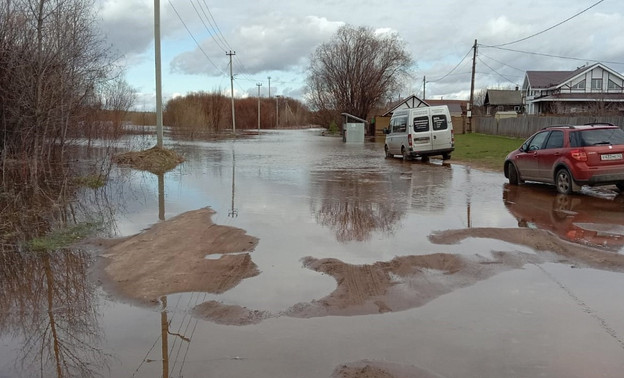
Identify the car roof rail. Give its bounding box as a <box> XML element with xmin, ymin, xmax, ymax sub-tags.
<box><xmin>584</xmin><ymin>122</ymin><xmax>615</xmax><ymax>126</ymax></box>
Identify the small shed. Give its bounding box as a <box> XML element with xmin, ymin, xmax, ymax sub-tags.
<box><xmin>341</xmin><ymin>113</ymin><xmax>367</xmax><ymax>143</ymax></box>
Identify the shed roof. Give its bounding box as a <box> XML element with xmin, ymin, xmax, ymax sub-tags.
<box><xmin>484</xmin><ymin>90</ymin><xmax>522</xmax><ymax>105</ymax></box>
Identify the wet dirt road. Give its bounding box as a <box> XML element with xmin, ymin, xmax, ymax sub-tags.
<box><xmin>3</xmin><ymin>129</ymin><xmax>624</xmax><ymax>377</ymax></box>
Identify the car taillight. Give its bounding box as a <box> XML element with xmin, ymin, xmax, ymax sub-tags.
<box><xmin>570</xmin><ymin>149</ymin><xmax>587</xmax><ymax>162</ymax></box>
<box><xmin>451</xmin><ymin>129</ymin><xmax>455</xmax><ymax>143</ymax></box>
<box><xmin>408</xmin><ymin>133</ymin><xmax>412</xmax><ymax>147</ymax></box>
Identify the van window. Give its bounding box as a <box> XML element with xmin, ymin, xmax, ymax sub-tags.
<box><xmin>391</xmin><ymin>116</ymin><xmax>407</xmax><ymax>133</ymax></box>
<box><xmin>413</xmin><ymin>116</ymin><xmax>429</xmax><ymax>132</ymax></box>
<box><xmin>432</xmin><ymin>115</ymin><xmax>448</xmax><ymax>131</ymax></box>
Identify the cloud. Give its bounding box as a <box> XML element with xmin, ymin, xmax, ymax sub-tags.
<box><xmin>170</xmin><ymin>14</ymin><xmax>343</xmax><ymax>76</ymax></box>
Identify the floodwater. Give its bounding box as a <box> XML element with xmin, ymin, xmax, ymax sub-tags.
<box><xmin>2</xmin><ymin>129</ymin><xmax>624</xmax><ymax>377</ymax></box>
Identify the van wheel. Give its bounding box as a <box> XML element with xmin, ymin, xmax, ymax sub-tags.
<box><xmin>556</xmin><ymin>168</ymin><xmax>574</xmax><ymax>194</ymax></box>
<box><xmin>616</xmin><ymin>182</ymin><xmax>624</xmax><ymax>192</ymax></box>
<box><xmin>442</xmin><ymin>153</ymin><xmax>451</xmax><ymax>160</ymax></box>
<box><xmin>384</xmin><ymin>145</ymin><xmax>392</xmax><ymax>158</ymax></box>
<box><xmin>401</xmin><ymin>147</ymin><xmax>409</xmax><ymax>161</ymax></box>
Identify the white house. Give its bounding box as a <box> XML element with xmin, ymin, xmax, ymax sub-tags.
<box><xmin>522</xmin><ymin>63</ymin><xmax>624</xmax><ymax>115</ymax></box>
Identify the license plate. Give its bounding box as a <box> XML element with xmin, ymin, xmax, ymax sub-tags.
<box><xmin>601</xmin><ymin>153</ymin><xmax>623</xmax><ymax>161</ymax></box>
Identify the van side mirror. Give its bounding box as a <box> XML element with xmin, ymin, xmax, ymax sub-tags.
<box><xmin>383</xmin><ymin>128</ymin><xmax>390</xmax><ymax>135</ymax></box>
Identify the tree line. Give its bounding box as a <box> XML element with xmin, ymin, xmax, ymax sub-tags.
<box><xmin>163</xmin><ymin>91</ymin><xmax>312</xmax><ymax>137</ymax></box>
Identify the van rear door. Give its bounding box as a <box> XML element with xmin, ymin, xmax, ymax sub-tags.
<box><xmin>430</xmin><ymin>110</ymin><xmax>452</xmax><ymax>152</ymax></box>
<box><xmin>411</xmin><ymin>114</ymin><xmax>432</xmax><ymax>153</ymax></box>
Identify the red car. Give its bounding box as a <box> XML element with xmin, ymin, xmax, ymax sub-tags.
<box><xmin>504</xmin><ymin>124</ymin><xmax>624</xmax><ymax>194</ymax></box>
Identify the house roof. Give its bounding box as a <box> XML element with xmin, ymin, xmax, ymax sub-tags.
<box><xmin>525</xmin><ymin>63</ymin><xmax>624</xmax><ymax>90</ymax></box>
<box><xmin>381</xmin><ymin>95</ymin><xmax>466</xmax><ymax>116</ymax></box>
<box><xmin>484</xmin><ymin>90</ymin><xmax>522</xmax><ymax>105</ymax></box>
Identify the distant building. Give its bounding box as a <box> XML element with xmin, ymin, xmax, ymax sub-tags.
<box><xmin>522</xmin><ymin>63</ymin><xmax>624</xmax><ymax>115</ymax></box>
<box><xmin>484</xmin><ymin>89</ymin><xmax>523</xmax><ymax>116</ymax></box>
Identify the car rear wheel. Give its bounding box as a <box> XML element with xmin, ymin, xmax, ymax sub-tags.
<box><xmin>556</xmin><ymin>168</ymin><xmax>574</xmax><ymax>194</ymax></box>
<box><xmin>384</xmin><ymin>145</ymin><xmax>392</xmax><ymax>158</ymax></box>
<box><xmin>442</xmin><ymin>152</ymin><xmax>451</xmax><ymax>160</ymax></box>
<box><xmin>616</xmin><ymin>182</ymin><xmax>624</xmax><ymax>192</ymax></box>
<box><xmin>508</xmin><ymin>164</ymin><xmax>519</xmax><ymax>185</ymax></box>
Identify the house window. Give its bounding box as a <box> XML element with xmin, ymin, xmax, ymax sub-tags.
<box><xmin>608</xmin><ymin>79</ymin><xmax>623</xmax><ymax>90</ymax></box>
<box><xmin>591</xmin><ymin>78</ymin><xmax>603</xmax><ymax>90</ymax></box>
<box><xmin>571</xmin><ymin>80</ymin><xmax>585</xmax><ymax>90</ymax></box>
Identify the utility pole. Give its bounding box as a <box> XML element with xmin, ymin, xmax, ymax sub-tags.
<box><xmin>153</xmin><ymin>0</ymin><xmax>163</xmax><ymax>148</ymax></box>
<box><xmin>227</xmin><ymin>51</ymin><xmax>236</xmax><ymax>134</ymax></box>
<box><xmin>256</xmin><ymin>82</ymin><xmax>262</xmax><ymax>132</ymax></box>
<box><xmin>423</xmin><ymin>75</ymin><xmax>426</xmax><ymax>100</ymax></box>
<box><xmin>267</xmin><ymin>76</ymin><xmax>271</xmax><ymax>98</ymax></box>
<box><xmin>468</xmin><ymin>39</ymin><xmax>477</xmax><ymax>133</ymax></box>
<box><xmin>275</xmin><ymin>95</ymin><xmax>280</xmax><ymax>128</ymax></box>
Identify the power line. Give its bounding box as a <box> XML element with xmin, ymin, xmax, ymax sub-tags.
<box><xmin>477</xmin><ymin>56</ymin><xmax>519</xmax><ymax>85</ymax></box>
<box><xmin>168</xmin><ymin>0</ymin><xmax>226</xmax><ymax>75</ymax></box>
<box><xmin>480</xmin><ymin>45</ymin><xmax>624</xmax><ymax>66</ymax></box>
<box><xmin>487</xmin><ymin>0</ymin><xmax>606</xmax><ymax>47</ymax></box>
<box><xmin>199</xmin><ymin>0</ymin><xmax>233</xmax><ymax>51</ymax></box>
<box><xmin>189</xmin><ymin>0</ymin><xmax>228</xmax><ymax>52</ymax></box>
<box><xmin>427</xmin><ymin>47</ymin><xmax>473</xmax><ymax>83</ymax></box>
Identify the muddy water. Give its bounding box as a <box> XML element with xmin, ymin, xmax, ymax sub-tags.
<box><xmin>2</xmin><ymin>129</ymin><xmax>624</xmax><ymax>377</ymax></box>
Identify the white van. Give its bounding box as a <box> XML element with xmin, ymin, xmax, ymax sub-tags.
<box><xmin>384</xmin><ymin>105</ymin><xmax>454</xmax><ymax>160</ymax></box>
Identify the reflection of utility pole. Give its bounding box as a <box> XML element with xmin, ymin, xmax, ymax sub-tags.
<box><xmin>227</xmin><ymin>51</ymin><xmax>236</xmax><ymax>134</ymax></box>
<box><xmin>256</xmin><ymin>83</ymin><xmax>262</xmax><ymax>133</ymax></box>
<box><xmin>160</xmin><ymin>296</ymin><xmax>169</xmax><ymax>378</ymax></box>
<box><xmin>158</xmin><ymin>173</ymin><xmax>165</xmax><ymax>221</ymax></box>
<box><xmin>466</xmin><ymin>166</ymin><xmax>472</xmax><ymax>228</ymax></box>
<box><xmin>228</xmin><ymin>149</ymin><xmax>238</xmax><ymax>217</ymax></box>
<box><xmin>159</xmin><ymin>296</ymin><xmax>190</xmax><ymax>377</ymax></box>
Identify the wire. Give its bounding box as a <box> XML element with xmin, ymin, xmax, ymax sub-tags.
<box><xmin>486</xmin><ymin>0</ymin><xmax>606</xmax><ymax>47</ymax></box>
<box><xmin>189</xmin><ymin>0</ymin><xmax>228</xmax><ymax>52</ymax></box>
<box><xmin>480</xmin><ymin>45</ymin><xmax>624</xmax><ymax>66</ymax></box>
<box><xmin>168</xmin><ymin>0</ymin><xmax>227</xmax><ymax>75</ymax></box>
<box><xmin>477</xmin><ymin>56</ymin><xmax>519</xmax><ymax>85</ymax></box>
<box><xmin>479</xmin><ymin>52</ymin><xmax>525</xmax><ymax>73</ymax></box>
<box><xmin>427</xmin><ymin>47</ymin><xmax>474</xmax><ymax>83</ymax></box>
<box><xmin>199</xmin><ymin>0</ymin><xmax>233</xmax><ymax>51</ymax></box>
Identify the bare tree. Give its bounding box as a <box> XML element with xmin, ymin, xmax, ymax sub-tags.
<box><xmin>306</xmin><ymin>25</ymin><xmax>413</xmax><ymax>127</ymax></box>
<box><xmin>0</xmin><ymin>0</ymin><xmax>114</xmax><ymax>187</ymax></box>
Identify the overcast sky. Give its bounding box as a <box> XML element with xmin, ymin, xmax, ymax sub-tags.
<box><xmin>96</xmin><ymin>0</ymin><xmax>624</xmax><ymax>110</ymax></box>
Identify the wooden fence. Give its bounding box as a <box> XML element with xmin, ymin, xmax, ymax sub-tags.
<box><xmin>472</xmin><ymin>116</ymin><xmax>624</xmax><ymax>139</ymax></box>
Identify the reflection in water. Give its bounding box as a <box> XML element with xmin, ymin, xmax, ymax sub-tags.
<box><xmin>310</xmin><ymin>163</ymin><xmax>452</xmax><ymax>242</ymax></box>
<box><xmin>0</xmin><ymin>150</ymin><xmax>115</xmax><ymax>377</ymax></box>
<box><xmin>158</xmin><ymin>173</ymin><xmax>165</xmax><ymax>221</ymax></box>
<box><xmin>0</xmin><ymin>247</ymin><xmax>106</xmax><ymax>377</ymax></box>
<box><xmin>229</xmin><ymin>148</ymin><xmax>238</xmax><ymax>218</ymax></box>
<box><xmin>310</xmin><ymin>170</ymin><xmax>404</xmax><ymax>242</ymax></box>
<box><xmin>503</xmin><ymin>184</ymin><xmax>624</xmax><ymax>251</ymax></box>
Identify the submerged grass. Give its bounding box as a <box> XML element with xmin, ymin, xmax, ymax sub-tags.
<box><xmin>28</xmin><ymin>222</ymin><xmax>99</xmax><ymax>252</ymax></box>
<box><xmin>453</xmin><ymin>132</ymin><xmax>524</xmax><ymax>171</ymax></box>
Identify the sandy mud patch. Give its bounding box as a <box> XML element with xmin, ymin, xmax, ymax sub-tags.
<box><xmin>332</xmin><ymin>360</ymin><xmax>445</xmax><ymax>378</ymax></box>
<box><xmin>100</xmin><ymin>207</ymin><xmax>259</xmax><ymax>302</ymax></box>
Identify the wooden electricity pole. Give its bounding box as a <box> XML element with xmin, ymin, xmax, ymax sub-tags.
<box><xmin>468</xmin><ymin>39</ymin><xmax>477</xmax><ymax>133</ymax></box>
<box><xmin>227</xmin><ymin>51</ymin><xmax>236</xmax><ymax>134</ymax></box>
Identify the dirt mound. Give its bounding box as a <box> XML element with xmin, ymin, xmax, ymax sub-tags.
<box><xmin>113</xmin><ymin>145</ymin><xmax>185</xmax><ymax>174</ymax></box>
<box><xmin>100</xmin><ymin>208</ymin><xmax>259</xmax><ymax>303</ymax></box>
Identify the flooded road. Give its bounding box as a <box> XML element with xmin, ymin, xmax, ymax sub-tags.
<box><xmin>2</xmin><ymin>129</ymin><xmax>624</xmax><ymax>377</ymax></box>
